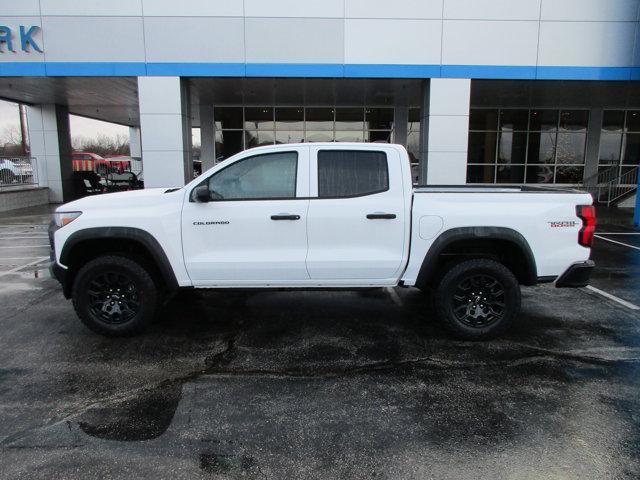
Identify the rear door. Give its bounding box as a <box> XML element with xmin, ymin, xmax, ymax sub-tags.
<box><xmin>181</xmin><ymin>146</ymin><xmax>310</xmax><ymax>285</ymax></box>
<box><xmin>306</xmin><ymin>145</ymin><xmax>407</xmax><ymax>282</ymax></box>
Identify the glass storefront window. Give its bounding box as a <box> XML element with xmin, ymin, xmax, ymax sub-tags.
<box><xmin>529</xmin><ymin>110</ymin><xmax>558</xmax><ymax>131</ymax></box>
<box><xmin>336</xmin><ymin>131</ymin><xmax>364</xmax><ymax>142</ymax></box>
<box><xmin>624</xmin><ymin>133</ymin><xmax>640</xmax><ymax>165</ymax></box>
<box><xmin>335</xmin><ymin>108</ymin><xmax>364</xmax><ymax>131</ymax></box>
<box><xmin>245</xmin><ymin>130</ymin><xmax>275</xmax><ymax>148</ymax></box>
<box><xmin>599</xmin><ymin>133</ymin><xmax>622</xmax><ymax>164</ymax></box>
<box><xmin>525</xmin><ymin>165</ymin><xmax>554</xmax><ymax>184</ymax></box>
<box><xmin>244</xmin><ymin>107</ymin><xmax>274</xmax><ymax>130</ymax></box>
<box><xmin>365</xmin><ymin>130</ymin><xmax>392</xmax><ymax>143</ymax></box>
<box><xmin>467</xmin><ymin>132</ymin><xmax>497</xmax><ymax>163</ymax></box>
<box><xmin>559</xmin><ymin>110</ymin><xmax>588</xmax><ymax>132</ymax></box>
<box><xmin>468</xmin><ymin>107</ymin><xmax>588</xmax><ymax>184</ymax></box>
<box><xmin>306</xmin><ymin>131</ymin><xmax>334</xmax><ymax>142</ymax></box>
<box><xmin>275</xmin><ymin>108</ymin><xmax>304</xmax><ymax>130</ymax></box>
<box><xmin>275</xmin><ymin>130</ymin><xmax>304</xmax><ymax>144</ymax></box>
<box><xmin>527</xmin><ymin>132</ymin><xmax>556</xmax><ymax>163</ymax></box>
<box><xmin>598</xmin><ymin>110</ymin><xmax>640</xmax><ymax>181</ymax></box>
<box><xmin>555</xmin><ymin>132</ymin><xmax>586</xmax><ymax>164</ymax></box>
<box><xmin>365</xmin><ymin>108</ymin><xmax>394</xmax><ymax>130</ymax></box>
<box><xmin>215</xmin><ymin>107</ymin><xmax>243</xmax><ymax>129</ymax></box>
<box><xmin>499</xmin><ymin>110</ymin><xmax>528</xmax><ymax>131</ymax></box>
<box><xmin>496</xmin><ymin>164</ymin><xmax>525</xmax><ymax>183</ymax></box>
<box><xmin>626</xmin><ymin>111</ymin><xmax>640</xmax><ymax>132</ymax></box>
<box><xmin>469</xmin><ymin>109</ymin><xmax>498</xmax><ymax>131</ymax></box>
<box><xmin>497</xmin><ymin>131</ymin><xmax>527</xmax><ymax>164</ymax></box>
<box><xmin>602</xmin><ymin>111</ymin><xmax>624</xmax><ymax>132</ymax></box>
<box><xmin>467</xmin><ymin>164</ymin><xmax>495</xmax><ymax>183</ymax></box>
<box><xmin>306</xmin><ymin>108</ymin><xmax>334</xmax><ymax>130</ymax></box>
<box><xmin>555</xmin><ymin>166</ymin><xmax>584</xmax><ymax>184</ymax></box>
<box><xmin>212</xmin><ymin>106</ymin><xmax>398</xmax><ymax>161</ymax></box>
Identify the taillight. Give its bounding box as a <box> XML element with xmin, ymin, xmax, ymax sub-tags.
<box><xmin>577</xmin><ymin>205</ymin><xmax>596</xmax><ymax>248</ymax></box>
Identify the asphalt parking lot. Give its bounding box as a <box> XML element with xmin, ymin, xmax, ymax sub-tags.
<box><xmin>0</xmin><ymin>205</ymin><xmax>639</xmax><ymax>479</ymax></box>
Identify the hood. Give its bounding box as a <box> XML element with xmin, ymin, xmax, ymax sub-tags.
<box><xmin>57</xmin><ymin>188</ymin><xmax>184</xmax><ymax>212</ymax></box>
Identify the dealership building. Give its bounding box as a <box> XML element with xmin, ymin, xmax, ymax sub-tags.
<box><xmin>1</xmin><ymin>0</ymin><xmax>639</xmax><ymax>205</ymax></box>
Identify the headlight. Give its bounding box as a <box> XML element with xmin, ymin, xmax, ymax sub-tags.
<box><xmin>54</xmin><ymin>211</ymin><xmax>82</xmax><ymax>227</ymax></box>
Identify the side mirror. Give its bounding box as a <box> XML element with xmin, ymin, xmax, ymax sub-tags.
<box><xmin>194</xmin><ymin>185</ymin><xmax>210</xmax><ymax>203</ymax></box>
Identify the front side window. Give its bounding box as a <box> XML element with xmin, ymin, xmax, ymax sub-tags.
<box><xmin>318</xmin><ymin>150</ymin><xmax>388</xmax><ymax>198</ymax></box>
<box><xmin>207</xmin><ymin>151</ymin><xmax>297</xmax><ymax>200</ymax></box>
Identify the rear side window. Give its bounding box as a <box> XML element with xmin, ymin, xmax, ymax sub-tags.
<box><xmin>318</xmin><ymin>150</ymin><xmax>388</xmax><ymax>198</ymax></box>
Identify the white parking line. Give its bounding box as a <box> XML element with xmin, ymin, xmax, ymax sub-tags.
<box><xmin>594</xmin><ymin>234</ymin><xmax>640</xmax><ymax>251</ymax></box>
<box><xmin>0</xmin><ymin>237</ymin><xmax>49</xmax><ymax>240</ymax></box>
<box><xmin>385</xmin><ymin>287</ymin><xmax>404</xmax><ymax>307</ymax></box>
<box><xmin>585</xmin><ymin>285</ymin><xmax>640</xmax><ymax>311</ymax></box>
<box><xmin>0</xmin><ymin>256</ymin><xmax>49</xmax><ymax>277</ymax></box>
<box><xmin>0</xmin><ymin>257</ymin><xmax>46</xmax><ymax>261</ymax></box>
<box><xmin>597</xmin><ymin>232</ymin><xmax>640</xmax><ymax>235</ymax></box>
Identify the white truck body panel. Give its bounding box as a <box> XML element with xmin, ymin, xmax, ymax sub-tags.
<box><xmin>53</xmin><ymin>143</ymin><xmax>592</xmax><ymax>290</ymax></box>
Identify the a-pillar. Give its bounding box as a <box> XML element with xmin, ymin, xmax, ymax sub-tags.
<box><xmin>423</xmin><ymin>79</ymin><xmax>471</xmax><ymax>185</ymax></box>
<box><xmin>138</xmin><ymin>77</ymin><xmax>193</xmax><ymax>188</ymax></box>
<box><xmin>25</xmin><ymin>104</ymin><xmax>73</xmax><ymax>203</ymax></box>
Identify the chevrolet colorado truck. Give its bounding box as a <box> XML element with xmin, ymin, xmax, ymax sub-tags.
<box><xmin>49</xmin><ymin>143</ymin><xmax>596</xmax><ymax>339</ymax></box>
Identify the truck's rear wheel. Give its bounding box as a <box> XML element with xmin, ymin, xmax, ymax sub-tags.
<box><xmin>71</xmin><ymin>255</ymin><xmax>159</xmax><ymax>336</ymax></box>
<box><xmin>434</xmin><ymin>258</ymin><xmax>520</xmax><ymax>340</ymax></box>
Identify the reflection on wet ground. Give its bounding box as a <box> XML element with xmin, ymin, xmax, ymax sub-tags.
<box><xmin>0</xmin><ymin>205</ymin><xmax>638</xmax><ymax>479</ymax></box>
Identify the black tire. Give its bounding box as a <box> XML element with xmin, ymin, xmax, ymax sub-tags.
<box><xmin>71</xmin><ymin>255</ymin><xmax>159</xmax><ymax>336</ymax></box>
<box><xmin>433</xmin><ymin>258</ymin><xmax>520</xmax><ymax>340</ymax></box>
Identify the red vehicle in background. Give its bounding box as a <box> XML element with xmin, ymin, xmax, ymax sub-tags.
<box><xmin>72</xmin><ymin>152</ymin><xmax>130</xmax><ymax>175</ymax></box>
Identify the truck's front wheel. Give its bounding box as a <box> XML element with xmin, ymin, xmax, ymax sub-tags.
<box><xmin>434</xmin><ymin>258</ymin><xmax>520</xmax><ymax>340</ymax></box>
<box><xmin>71</xmin><ymin>255</ymin><xmax>159</xmax><ymax>336</ymax></box>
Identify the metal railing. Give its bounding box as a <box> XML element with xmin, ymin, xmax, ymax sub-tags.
<box><xmin>0</xmin><ymin>156</ymin><xmax>38</xmax><ymax>188</ymax></box>
<box><xmin>584</xmin><ymin>164</ymin><xmax>638</xmax><ymax>206</ymax></box>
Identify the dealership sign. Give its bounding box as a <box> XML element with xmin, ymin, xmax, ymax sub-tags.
<box><xmin>0</xmin><ymin>25</ymin><xmax>43</xmax><ymax>53</ymax></box>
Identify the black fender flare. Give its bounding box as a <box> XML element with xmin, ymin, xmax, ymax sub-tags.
<box><xmin>414</xmin><ymin>226</ymin><xmax>538</xmax><ymax>288</ymax></box>
<box><xmin>59</xmin><ymin>227</ymin><xmax>179</xmax><ymax>293</ymax></box>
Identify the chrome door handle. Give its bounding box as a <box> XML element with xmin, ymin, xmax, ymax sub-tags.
<box><xmin>366</xmin><ymin>213</ymin><xmax>396</xmax><ymax>219</ymax></box>
<box><xmin>271</xmin><ymin>214</ymin><xmax>300</xmax><ymax>220</ymax></box>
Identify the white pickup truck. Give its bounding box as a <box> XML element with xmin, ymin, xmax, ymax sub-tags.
<box><xmin>49</xmin><ymin>143</ymin><xmax>596</xmax><ymax>339</ymax></box>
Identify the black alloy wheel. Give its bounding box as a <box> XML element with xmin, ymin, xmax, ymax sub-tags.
<box><xmin>87</xmin><ymin>271</ymin><xmax>140</xmax><ymax>325</ymax></box>
<box><xmin>451</xmin><ymin>273</ymin><xmax>505</xmax><ymax>328</ymax></box>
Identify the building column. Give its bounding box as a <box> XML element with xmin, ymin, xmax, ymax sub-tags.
<box><xmin>25</xmin><ymin>104</ymin><xmax>73</xmax><ymax>203</ymax></box>
<box><xmin>138</xmin><ymin>77</ymin><xmax>193</xmax><ymax>188</ymax></box>
<box><xmin>129</xmin><ymin>126</ymin><xmax>142</xmax><ymax>158</ymax></box>
<box><xmin>394</xmin><ymin>106</ymin><xmax>408</xmax><ymax>147</ymax></box>
<box><xmin>199</xmin><ymin>104</ymin><xmax>215</xmax><ymax>173</ymax></box>
<box><xmin>424</xmin><ymin>79</ymin><xmax>471</xmax><ymax>185</ymax></box>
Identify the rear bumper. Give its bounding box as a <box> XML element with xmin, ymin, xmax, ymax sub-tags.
<box><xmin>555</xmin><ymin>260</ymin><xmax>595</xmax><ymax>288</ymax></box>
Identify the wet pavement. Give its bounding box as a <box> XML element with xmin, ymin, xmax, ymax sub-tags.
<box><xmin>0</xmin><ymin>205</ymin><xmax>639</xmax><ymax>479</ymax></box>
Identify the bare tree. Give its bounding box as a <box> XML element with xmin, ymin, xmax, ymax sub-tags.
<box><xmin>0</xmin><ymin>125</ymin><xmax>24</xmax><ymax>156</ymax></box>
<box><xmin>71</xmin><ymin>133</ymin><xmax>130</xmax><ymax>158</ymax></box>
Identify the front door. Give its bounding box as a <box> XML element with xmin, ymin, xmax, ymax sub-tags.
<box><xmin>306</xmin><ymin>145</ymin><xmax>407</xmax><ymax>283</ymax></box>
<box><xmin>181</xmin><ymin>147</ymin><xmax>310</xmax><ymax>285</ymax></box>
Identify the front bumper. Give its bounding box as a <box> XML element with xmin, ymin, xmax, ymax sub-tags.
<box><xmin>48</xmin><ymin>220</ymin><xmax>71</xmax><ymax>298</ymax></box>
<box><xmin>555</xmin><ymin>260</ymin><xmax>595</xmax><ymax>288</ymax></box>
